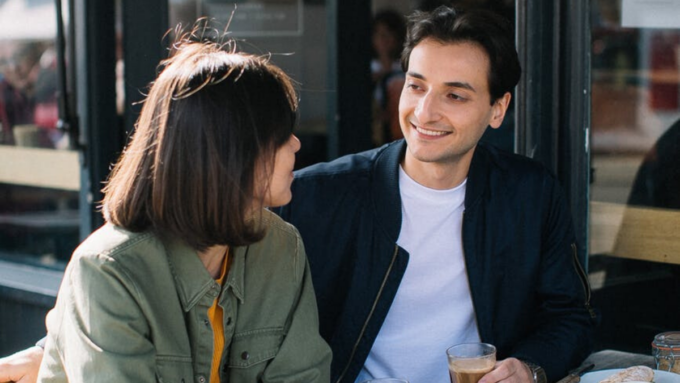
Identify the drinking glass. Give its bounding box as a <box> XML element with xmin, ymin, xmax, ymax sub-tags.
<box><xmin>446</xmin><ymin>342</ymin><xmax>496</xmax><ymax>383</ymax></box>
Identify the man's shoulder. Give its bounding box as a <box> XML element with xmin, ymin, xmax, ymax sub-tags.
<box><xmin>480</xmin><ymin>143</ymin><xmax>555</xmax><ymax>180</ymax></box>
<box><xmin>281</xmin><ymin>142</ymin><xmax>402</xmax><ymax>219</ymax></box>
<box><xmin>294</xmin><ymin>141</ymin><xmax>403</xmax><ymax>180</ymax></box>
<box><xmin>294</xmin><ymin>147</ymin><xmax>381</xmax><ymax>180</ymax></box>
<box><xmin>288</xmin><ymin>150</ymin><xmax>376</xmax><ymax>211</ymax></box>
<box><xmin>472</xmin><ymin>144</ymin><xmax>563</xmax><ymax>202</ymax></box>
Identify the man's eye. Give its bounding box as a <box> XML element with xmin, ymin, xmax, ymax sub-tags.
<box><xmin>448</xmin><ymin>93</ymin><xmax>465</xmax><ymax>101</ymax></box>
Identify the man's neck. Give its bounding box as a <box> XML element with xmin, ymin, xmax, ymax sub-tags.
<box><xmin>401</xmin><ymin>150</ymin><xmax>473</xmax><ymax>190</ymax></box>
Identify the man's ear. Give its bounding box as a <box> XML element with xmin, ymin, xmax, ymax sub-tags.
<box><xmin>489</xmin><ymin>92</ymin><xmax>512</xmax><ymax>129</ymax></box>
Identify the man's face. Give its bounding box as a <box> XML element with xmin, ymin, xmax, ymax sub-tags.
<box><xmin>399</xmin><ymin>39</ymin><xmax>510</xmax><ymax>171</ymax></box>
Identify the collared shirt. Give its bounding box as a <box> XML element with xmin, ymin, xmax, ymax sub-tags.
<box><xmin>38</xmin><ymin>210</ymin><xmax>332</xmax><ymax>383</ymax></box>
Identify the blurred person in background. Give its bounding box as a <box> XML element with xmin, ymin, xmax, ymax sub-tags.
<box><xmin>371</xmin><ymin>9</ymin><xmax>407</xmax><ymax>146</ymax></box>
<box><xmin>0</xmin><ymin>43</ymin><xmax>41</xmax><ymax>145</ymax></box>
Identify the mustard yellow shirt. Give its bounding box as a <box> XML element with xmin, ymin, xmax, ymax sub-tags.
<box><xmin>207</xmin><ymin>249</ymin><xmax>230</xmax><ymax>383</ymax></box>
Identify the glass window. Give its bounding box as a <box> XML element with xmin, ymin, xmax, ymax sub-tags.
<box><xmin>0</xmin><ymin>0</ymin><xmax>79</xmax><ymax>269</ymax></box>
<box><xmin>589</xmin><ymin>0</ymin><xmax>680</xmax><ymax>352</ymax></box>
<box><xmin>169</xmin><ymin>0</ymin><xmax>329</xmax><ymax>168</ymax></box>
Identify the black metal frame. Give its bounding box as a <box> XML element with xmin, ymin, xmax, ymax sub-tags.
<box><xmin>76</xmin><ymin>0</ymin><xmax>169</xmax><ymax>236</ymax></box>
<box><xmin>516</xmin><ymin>0</ymin><xmax>591</xmax><ymax>268</ymax></box>
<box><xmin>326</xmin><ymin>0</ymin><xmax>373</xmax><ymax>159</ymax></box>
<box><xmin>559</xmin><ymin>0</ymin><xmax>591</xmax><ymax>270</ymax></box>
<box><xmin>74</xmin><ymin>0</ymin><xmax>120</xmax><ymax>236</ymax></box>
<box><xmin>516</xmin><ymin>0</ymin><xmax>560</xmax><ymax>169</ymax></box>
<box><xmin>121</xmin><ymin>0</ymin><xmax>169</xmax><ymax>137</ymax></box>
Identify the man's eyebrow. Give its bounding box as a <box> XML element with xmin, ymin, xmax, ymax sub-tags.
<box><xmin>406</xmin><ymin>71</ymin><xmax>476</xmax><ymax>92</ymax></box>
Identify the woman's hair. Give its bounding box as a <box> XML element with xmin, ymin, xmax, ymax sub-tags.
<box><xmin>102</xmin><ymin>32</ymin><xmax>298</xmax><ymax>251</ymax></box>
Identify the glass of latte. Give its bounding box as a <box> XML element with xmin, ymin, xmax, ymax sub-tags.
<box><xmin>446</xmin><ymin>343</ymin><xmax>496</xmax><ymax>383</ymax></box>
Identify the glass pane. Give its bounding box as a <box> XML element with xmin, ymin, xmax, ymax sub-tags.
<box><xmin>0</xmin><ymin>0</ymin><xmax>79</xmax><ymax>268</ymax></box>
<box><xmin>169</xmin><ymin>0</ymin><xmax>328</xmax><ymax>169</ymax></box>
<box><xmin>589</xmin><ymin>0</ymin><xmax>680</xmax><ymax>352</ymax></box>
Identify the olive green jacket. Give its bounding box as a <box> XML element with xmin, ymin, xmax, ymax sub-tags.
<box><xmin>37</xmin><ymin>210</ymin><xmax>332</xmax><ymax>383</ymax></box>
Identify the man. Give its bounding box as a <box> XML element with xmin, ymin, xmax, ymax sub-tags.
<box><xmin>277</xmin><ymin>6</ymin><xmax>595</xmax><ymax>383</ymax></box>
<box><xmin>0</xmin><ymin>6</ymin><xmax>595</xmax><ymax>383</ymax></box>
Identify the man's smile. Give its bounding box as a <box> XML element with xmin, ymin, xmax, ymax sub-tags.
<box><xmin>412</xmin><ymin>122</ymin><xmax>452</xmax><ymax>137</ymax></box>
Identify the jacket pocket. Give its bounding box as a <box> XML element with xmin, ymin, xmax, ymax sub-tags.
<box><xmin>224</xmin><ymin>327</ymin><xmax>285</xmax><ymax>383</ymax></box>
<box><xmin>227</xmin><ymin>327</ymin><xmax>285</xmax><ymax>369</ymax></box>
<box><xmin>156</xmin><ymin>355</ymin><xmax>194</xmax><ymax>383</ymax></box>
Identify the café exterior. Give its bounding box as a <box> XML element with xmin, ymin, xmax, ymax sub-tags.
<box><xmin>0</xmin><ymin>0</ymin><xmax>678</xmax><ymax>373</ymax></box>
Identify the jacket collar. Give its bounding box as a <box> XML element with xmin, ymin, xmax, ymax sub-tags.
<box><xmin>225</xmin><ymin>246</ymin><xmax>246</xmax><ymax>303</ymax></box>
<box><xmin>464</xmin><ymin>143</ymin><xmax>492</xmax><ymax>210</ymax></box>
<box><xmin>372</xmin><ymin>140</ymin><xmax>406</xmax><ymax>242</ymax></box>
<box><xmin>164</xmin><ymin>237</ymin><xmax>246</xmax><ymax>312</ymax></box>
<box><xmin>371</xmin><ymin>139</ymin><xmax>492</xmax><ymax>241</ymax></box>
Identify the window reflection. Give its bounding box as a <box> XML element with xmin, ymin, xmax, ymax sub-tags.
<box><xmin>589</xmin><ymin>0</ymin><xmax>680</xmax><ymax>352</ymax></box>
<box><xmin>170</xmin><ymin>0</ymin><xmax>329</xmax><ymax>168</ymax></box>
<box><xmin>0</xmin><ymin>0</ymin><xmax>78</xmax><ymax>268</ymax></box>
<box><xmin>0</xmin><ymin>42</ymin><xmax>64</xmax><ymax>148</ymax></box>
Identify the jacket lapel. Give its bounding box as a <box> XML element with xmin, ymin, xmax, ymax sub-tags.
<box><xmin>461</xmin><ymin>144</ymin><xmax>494</xmax><ymax>343</ymax></box>
<box><xmin>371</xmin><ymin>140</ymin><xmax>406</xmax><ymax>243</ymax></box>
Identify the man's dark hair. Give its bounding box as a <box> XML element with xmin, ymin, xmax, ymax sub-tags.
<box><xmin>102</xmin><ymin>39</ymin><xmax>298</xmax><ymax>251</ymax></box>
<box><xmin>401</xmin><ymin>5</ymin><xmax>521</xmax><ymax>103</ymax></box>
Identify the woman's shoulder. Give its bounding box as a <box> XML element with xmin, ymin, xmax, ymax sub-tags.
<box><xmin>70</xmin><ymin>224</ymin><xmax>165</xmax><ymax>269</ymax></box>
<box><xmin>262</xmin><ymin>209</ymin><xmax>301</xmax><ymax>240</ymax></box>
<box><xmin>247</xmin><ymin>210</ymin><xmax>305</xmax><ymax>272</ymax></box>
<box><xmin>65</xmin><ymin>224</ymin><xmax>179</xmax><ymax>302</ymax></box>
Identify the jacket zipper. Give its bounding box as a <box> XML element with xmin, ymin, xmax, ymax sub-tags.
<box><xmin>571</xmin><ymin>243</ymin><xmax>597</xmax><ymax>319</ymax></box>
<box><xmin>335</xmin><ymin>245</ymin><xmax>400</xmax><ymax>383</ymax></box>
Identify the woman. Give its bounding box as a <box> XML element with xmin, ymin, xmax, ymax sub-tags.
<box><xmin>36</xmin><ymin>35</ymin><xmax>331</xmax><ymax>382</ymax></box>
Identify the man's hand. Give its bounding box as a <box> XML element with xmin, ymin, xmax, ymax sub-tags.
<box><xmin>0</xmin><ymin>346</ymin><xmax>44</xmax><ymax>383</ymax></box>
<box><xmin>478</xmin><ymin>358</ymin><xmax>533</xmax><ymax>383</ymax></box>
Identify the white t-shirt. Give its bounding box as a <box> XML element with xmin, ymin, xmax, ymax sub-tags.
<box><xmin>356</xmin><ymin>166</ymin><xmax>480</xmax><ymax>383</ymax></box>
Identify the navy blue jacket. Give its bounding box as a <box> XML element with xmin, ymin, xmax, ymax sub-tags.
<box><xmin>277</xmin><ymin>140</ymin><xmax>596</xmax><ymax>383</ymax></box>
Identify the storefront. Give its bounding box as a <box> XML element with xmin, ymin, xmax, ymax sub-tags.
<box><xmin>0</xmin><ymin>0</ymin><xmax>677</xmax><ymax>357</ymax></box>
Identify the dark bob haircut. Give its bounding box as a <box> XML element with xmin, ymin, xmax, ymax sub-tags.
<box><xmin>102</xmin><ymin>38</ymin><xmax>298</xmax><ymax>251</ymax></box>
<box><xmin>401</xmin><ymin>6</ymin><xmax>521</xmax><ymax>103</ymax></box>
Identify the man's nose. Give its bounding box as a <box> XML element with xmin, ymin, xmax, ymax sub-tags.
<box><xmin>414</xmin><ymin>92</ymin><xmax>441</xmax><ymax>123</ymax></box>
